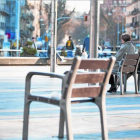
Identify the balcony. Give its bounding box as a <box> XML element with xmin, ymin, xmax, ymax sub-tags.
<box><xmin>131</xmin><ymin>8</ymin><xmax>139</xmax><ymax>15</ymax></box>
<box><xmin>132</xmin><ymin>21</ymin><xmax>139</xmax><ymax>28</ymax></box>
<box><xmin>0</xmin><ymin>22</ymin><xmax>6</xmax><ymax>29</ymax></box>
<box><xmin>127</xmin><ymin>8</ymin><xmax>140</xmax><ymax>16</ymax></box>
<box><xmin>0</xmin><ymin>4</ymin><xmax>10</xmax><ymax>15</ymax></box>
<box><xmin>125</xmin><ymin>23</ymin><xmax>132</xmax><ymax>27</ymax></box>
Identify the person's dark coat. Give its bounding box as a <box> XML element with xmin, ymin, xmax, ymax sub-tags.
<box><xmin>66</xmin><ymin>39</ymin><xmax>74</xmax><ymax>50</ymax></box>
<box><xmin>83</xmin><ymin>36</ymin><xmax>89</xmax><ymax>52</ymax></box>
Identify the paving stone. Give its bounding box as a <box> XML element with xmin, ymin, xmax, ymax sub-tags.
<box><xmin>0</xmin><ymin>66</ymin><xmax>140</xmax><ymax>140</ymax></box>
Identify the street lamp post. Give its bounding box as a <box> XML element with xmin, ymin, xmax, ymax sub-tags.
<box><xmin>50</xmin><ymin>0</ymin><xmax>57</xmax><ymax>72</ymax></box>
<box><xmin>50</xmin><ymin>0</ymin><xmax>102</xmax><ymax>70</ymax></box>
<box><xmin>16</xmin><ymin>0</ymin><xmax>20</xmax><ymax>57</ymax></box>
<box><xmin>90</xmin><ymin>0</ymin><xmax>103</xmax><ymax>58</ymax></box>
<box><xmin>49</xmin><ymin>16</ymin><xmax>83</xmax><ymax>72</ymax></box>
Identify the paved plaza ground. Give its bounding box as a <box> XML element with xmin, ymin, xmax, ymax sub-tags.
<box><xmin>0</xmin><ymin>65</ymin><xmax>140</xmax><ymax>140</ymax></box>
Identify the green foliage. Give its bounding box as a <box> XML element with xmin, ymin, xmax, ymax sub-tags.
<box><xmin>26</xmin><ymin>41</ymin><xmax>33</xmax><ymax>45</ymax></box>
<box><xmin>61</xmin><ymin>50</ymin><xmax>67</xmax><ymax>56</ymax></box>
<box><xmin>20</xmin><ymin>47</ymin><xmax>37</xmax><ymax>56</ymax></box>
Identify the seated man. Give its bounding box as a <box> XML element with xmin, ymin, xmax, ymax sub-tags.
<box><xmin>108</xmin><ymin>33</ymin><xmax>135</xmax><ymax>92</ymax></box>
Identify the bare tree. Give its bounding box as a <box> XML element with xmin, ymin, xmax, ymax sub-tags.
<box><xmin>100</xmin><ymin>0</ymin><xmax>124</xmax><ymax>50</ymax></box>
<box><xmin>42</xmin><ymin>0</ymin><xmax>75</xmax><ymax>44</ymax></box>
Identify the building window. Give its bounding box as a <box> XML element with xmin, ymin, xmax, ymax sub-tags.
<box><xmin>114</xmin><ymin>1</ymin><xmax>117</xmax><ymax>6</ymax></box>
<box><xmin>123</xmin><ymin>7</ymin><xmax>126</xmax><ymax>12</ymax></box>
<box><xmin>119</xmin><ymin>1</ymin><xmax>122</xmax><ymax>4</ymax></box>
<box><xmin>123</xmin><ymin>1</ymin><xmax>126</xmax><ymax>4</ymax></box>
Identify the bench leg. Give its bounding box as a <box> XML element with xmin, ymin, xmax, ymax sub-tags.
<box><xmin>119</xmin><ymin>73</ymin><xmax>124</xmax><ymax>95</ymax></box>
<box><xmin>22</xmin><ymin>101</ymin><xmax>31</xmax><ymax>140</ymax></box>
<box><xmin>134</xmin><ymin>73</ymin><xmax>138</xmax><ymax>94</ymax></box>
<box><xmin>98</xmin><ymin>99</ymin><xmax>108</xmax><ymax>140</ymax></box>
<box><xmin>138</xmin><ymin>73</ymin><xmax>140</xmax><ymax>91</ymax></box>
<box><xmin>58</xmin><ymin>108</ymin><xmax>65</xmax><ymax>138</ymax></box>
<box><xmin>65</xmin><ymin>101</ymin><xmax>74</xmax><ymax>140</ymax></box>
<box><xmin>124</xmin><ymin>74</ymin><xmax>127</xmax><ymax>92</ymax></box>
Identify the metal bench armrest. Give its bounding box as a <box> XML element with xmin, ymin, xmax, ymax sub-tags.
<box><xmin>25</xmin><ymin>72</ymin><xmax>65</xmax><ymax>96</ymax></box>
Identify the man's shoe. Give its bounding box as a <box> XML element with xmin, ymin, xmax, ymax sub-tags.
<box><xmin>107</xmin><ymin>87</ymin><xmax>117</xmax><ymax>92</ymax></box>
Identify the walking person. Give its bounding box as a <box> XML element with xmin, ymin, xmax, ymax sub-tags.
<box><xmin>107</xmin><ymin>33</ymin><xmax>135</xmax><ymax>92</ymax></box>
<box><xmin>82</xmin><ymin>35</ymin><xmax>90</xmax><ymax>58</ymax></box>
<box><xmin>66</xmin><ymin>36</ymin><xmax>74</xmax><ymax>50</ymax></box>
<box><xmin>66</xmin><ymin>36</ymin><xmax>74</xmax><ymax>57</ymax></box>
<box><xmin>32</xmin><ymin>37</ymin><xmax>37</xmax><ymax>50</ymax></box>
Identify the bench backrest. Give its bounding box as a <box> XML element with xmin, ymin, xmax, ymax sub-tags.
<box><xmin>62</xmin><ymin>57</ymin><xmax>116</xmax><ymax>99</ymax></box>
<box><xmin>119</xmin><ymin>53</ymin><xmax>140</xmax><ymax>73</ymax></box>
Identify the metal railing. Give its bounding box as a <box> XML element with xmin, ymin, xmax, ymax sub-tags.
<box><xmin>0</xmin><ymin>49</ymin><xmax>117</xmax><ymax>58</ymax></box>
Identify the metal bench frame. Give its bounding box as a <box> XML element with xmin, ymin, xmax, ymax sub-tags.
<box><xmin>112</xmin><ymin>53</ymin><xmax>140</xmax><ymax>95</ymax></box>
<box><xmin>22</xmin><ymin>56</ymin><xmax>115</xmax><ymax>140</ymax></box>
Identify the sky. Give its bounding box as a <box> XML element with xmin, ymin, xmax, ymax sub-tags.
<box><xmin>41</xmin><ymin>0</ymin><xmax>90</xmax><ymax>14</ymax></box>
<box><xmin>66</xmin><ymin>1</ymin><xmax>90</xmax><ymax>13</ymax></box>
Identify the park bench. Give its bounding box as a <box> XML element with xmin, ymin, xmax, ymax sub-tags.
<box><xmin>112</xmin><ymin>53</ymin><xmax>140</xmax><ymax>95</ymax></box>
<box><xmin>137</xmin><ymin>58</ymin><xmax>140</xmax><ymax>90</ymax></box>
<box><xmin>22</xmin><ymin>56</ymin><xmax>115</xmax><ymax>140</ymax></box>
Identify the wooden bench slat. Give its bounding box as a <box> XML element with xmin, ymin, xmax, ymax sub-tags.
<box><xmin>125</xmin><ymin>54</ymin><xmax>139</xmax><ymax>59</ymax></box>
<box><xmin>79</xmin><ymin>59</ymin><xmax>110</xmax><ymax>70</ymax></box>
<box><xmin>72</xmin><ymin>86</ymin><xmax>101</xmax><ymax>98</ymax></box>
<box><xmin>124</xmin><ymin>60</ymin><xmax>137</xmax><ymax>65</ymax></box>
<box><xmin>122</xmin><ymin>66</ymin><xmax>135</xmax><ymax>73</ymax></box>
<box><xmin>74</xmin><ymin>73</ymin><xmax>106</xmax><ymax>84</ymax></box>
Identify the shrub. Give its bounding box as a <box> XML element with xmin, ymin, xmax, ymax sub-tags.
<box><xmin>20</xmin><ymin>47</ymin><xmax>37</xmax><ymax>56</ymax></box>
<box><xmin>26</xmin><ymin>41</ymin><xmax>33</xmax><ymax>46</ymax></box>
<box><xmin>61</xmin><ymin>50</ymin><xmax>67</xmax><ymax>56</ymax></box>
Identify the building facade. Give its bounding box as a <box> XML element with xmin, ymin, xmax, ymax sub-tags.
<box><xmin>126</xmin><ymin>0</ymin><xmax>140</xmax><ymax>46</ymax></box>
<box><xmin>0</xmin><ymin>0</ymin><xmax>35</xmax><ymax>50</ymax></box>
<box><xmin>20</xmin><ymin>0</ymin><xmax>35</xmax><ymax>46</ymax></box>
<box><xmin>0</xmin><ymin>0</ymin><xmax>10</xmax><ymax>48</ymax></box>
